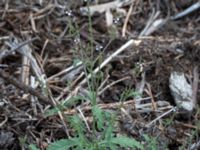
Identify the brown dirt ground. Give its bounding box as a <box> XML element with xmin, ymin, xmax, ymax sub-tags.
<box><xmin>0</xmin><ymin>0</ymin><xmax>199</xmax><ymax>149</ymax></box>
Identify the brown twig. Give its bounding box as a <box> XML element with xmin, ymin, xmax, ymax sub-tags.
<box><xmin>192</xmin><ymin>66</ymin><xmax>199</xmax><ymax>107</ymax></box>
<box><xmin>145</xmin><ymin>83</ymin><xmax>157</xmax><ymax>110</ymax></box>
<box><xmin>0</xmin><ymin>69</ymin><xmax>53</xmax><ymax>106</ymax></box>
<box><xmin>98</xmin><ymin>76</ymin><xmax>131</xmax><ymax>95</ymax></box>
<box><xmin>122</xmin><ymin>1</ymin><xmax>133</xmax><ymax>37</ymax></box>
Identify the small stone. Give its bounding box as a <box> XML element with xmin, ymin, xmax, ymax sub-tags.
<box><xmin>169</xmin><ymin>72</ymin><xmax>193</xmax><ymax>112</ymax></box>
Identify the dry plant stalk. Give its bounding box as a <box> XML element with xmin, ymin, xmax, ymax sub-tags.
<box><xmin>122</xmin><ymin>2</ymin><xmax>134</xmax><ymax>37</ymax></box>
<box><xmin>64</xmin><ymin>96</ymin><xmax>172</xmax><ymax>115</ymax></box>
<box><xmin>58</xmin><ymin>39</ymin><xmax>141</xmax><ymax>103</ymax></box>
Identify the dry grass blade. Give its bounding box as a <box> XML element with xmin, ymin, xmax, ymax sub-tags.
<box><xmin>122</xmin><ymin>2</ymin><xmax>133</xmax><ymax>37</ymax></box>
<box><xmin>47</xmin><ymin>61</ymin><xmax>83</xmax><ymax>81</ymax></box>
<box><xmin>98</xmin><ymin>76</ymin><xmax>131</xmax><ymax>96</ymax></box>
<box><xmin>145</xmin><ymin>107</ymin><xmax>176</xmax><ymax>127</ymax></box>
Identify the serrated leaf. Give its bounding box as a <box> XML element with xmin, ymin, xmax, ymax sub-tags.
<box><xmin>108</xmin><ymin>144</ymin><xmax>118</xmax><ymax>150</ymax></box>
<box><xmin>98</xmin><ymin>140</ymin><xmax>118</xmax><ymax>150</ymax></box>
<box><xmin>87</xmin><ymin>91</ymin><xmax>97</xmax><ymax>105</ymax></box>
<box><xmin>143</xmin><ymin>134</ymin><xmax>150</xmax><ymax>141</ymax></box>
<box><xmin>70</xmin><ymin>115</ymin><xmax>86</xmax><ymax>137</ymax></box>
<box><xmin>92</xmin><ymin>106</ymin><xmax>103</xmax><ymax>130</ymax></box>
<box><xmin>73</xmin><ymin>59</ymin><xmax>82</xmax><ymax>66</ymax></box>
<box><xmin>29</xmin><ymin>144</ymin><xmax>40</xmax><ymax>150</ymax></box>
<box><xmin>110</xmin><ymin>136</ymin><xmax>144</xmax><ymax>149</ymax></box>
<box><xmin>44</xmin><ymin>107</ymin><xmax>61</xmax><ymax>117</ymax></box>
<box><xmin>64</xmin><ymin>95</ymin><xmax>85</xmax><ymax>107</ymax></box>
<box><xmin>44</xmin><ymin>95</ymin><xmax>84</xmax><ymax>117</ymax></box>
<box><xmin>120</xmin><ymin>88</ymin><xmax>139</xmax><ymax>101</ymax></box>
<box><xmin>142</xmin><ymin>134</ymin><xmax>158</xmax><ymax>150</ymax></box>
<box><xmin>47</xmin><ymin>138</ymin><xmax>79</xmax><ymax>150</ymax></box>
<box><xmin>104</xmin><ymin>124</ymin><xmax>113</xmax><ymax>141</ymax></box>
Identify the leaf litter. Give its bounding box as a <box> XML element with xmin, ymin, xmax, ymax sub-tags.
<box><xmin>0</xmin><ymin>0</ymin><xmax>199</xmax><ymax>149</ymax></box>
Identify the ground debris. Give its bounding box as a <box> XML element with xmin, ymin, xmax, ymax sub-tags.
<box><xmin>0</xmin><ymin>0</ymin><xmax>199</xmax><ymax>149</ymax></box>
<box><xmin>0</xmin><ymin>131</ymin><xmax>15</xmax><ymax>149</ymax></box>
<box><xmin>169</xmin><ymin>72</ymin><xmax>193</xmax><ymax>111</ymax></box>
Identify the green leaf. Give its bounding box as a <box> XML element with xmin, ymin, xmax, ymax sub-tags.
<box><xmin>64</xmin><ymin>95</ymin><xmax>85</xmax><ymax>107</ymax></box>
<box><xmin>47</xmin><ymin>138</ymin><xmax>79</xmax><ymax>150</ymax></box>
<box><xmin>73</xmin><ymin>59</ymin><xmax>82</xmax><ymax>66</ymax></box>
<box><xmin>44</xmin><ymin>95</ymin><xmax>85</xmax><ymax>117</ymax></box>
<box><xmin>29</xmin><ymin>144</ymin><xmax>40</xmax><ymax>150</ymax></box>
<box><xmin>120</xmin><ymin>88</ymin><xmax>139</xmax><ymax>101</ymax></box>
<box><xmin>86</xmin><ymin>91</ymin><xmax>97</xmax><ymax>105</ymax></box>
<box><xmin>70</xmin><ymin>115</ymin><xmax>86</xmax><ymax>137</ymax></box>
<box><xmin>143</xmin><ymin>134</ymin><xmax>150</xmax><ymax>141</ymax></box>
<box><xmin>44</xmin><ymin>106</ymin><xmax>62</xmax><ymax>117</ymax></box>
<box><xmin>98</xmin><ymin>140</ymin><xmax>118</xmax><ymax>150</ymax></box>
<box><xmin>108</xmin><ymin>144</ymin><xmax>118</xmax><ymax>150</ymax></box>
<box><xmin>92</xmin><ymin>106</ymin><xmax>104</xmax><ymax>130</ymax></box>
<box><xmin>104</xmin><ymin>125</ymin><xmax>113</xmax><ymax>141</ymax></box>
<box><xmin>110</xmin><ymin>136</ymin><xmax>144</xmax><ymax>149</ymax></box>
<box><xmin>143</xmin><ymin>134</ymin><xmax>158</xmax><ymax>150</ymax></box>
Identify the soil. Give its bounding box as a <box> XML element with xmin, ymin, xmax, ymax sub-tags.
<box><xmin>0</xmin><ymin>0</ymin><xmax>199</xmax><ymax>149</ymax></box>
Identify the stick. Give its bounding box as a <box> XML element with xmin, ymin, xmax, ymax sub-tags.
<box><xmin>192</xmin><ymin>66</ymin><xmax>199</xmax><ymax>107</ymax></box>
<box><xmin>171</xmin><ymin>2</ymin><xmax>200</xmax><ymax>20</ymax></box>
<box><xmin>0</xmin><ymin>69</ymin><xmax>53</xmax><ymax>106</ymax></box>
<box><xmin>122</xmin><ymin>2</ymin><xmax>133</xmax><ymax>37</ymax></box>
<box><xmin>145</xmin><ymin>107</ymin><xmax>177</xmax><ymax>127</ymax></box>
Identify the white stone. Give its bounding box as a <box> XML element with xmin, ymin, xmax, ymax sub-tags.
<box><xmin>169</xmin><ymin>72</ymin><xmax>193</xmax><ymax>112</ymax></box>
